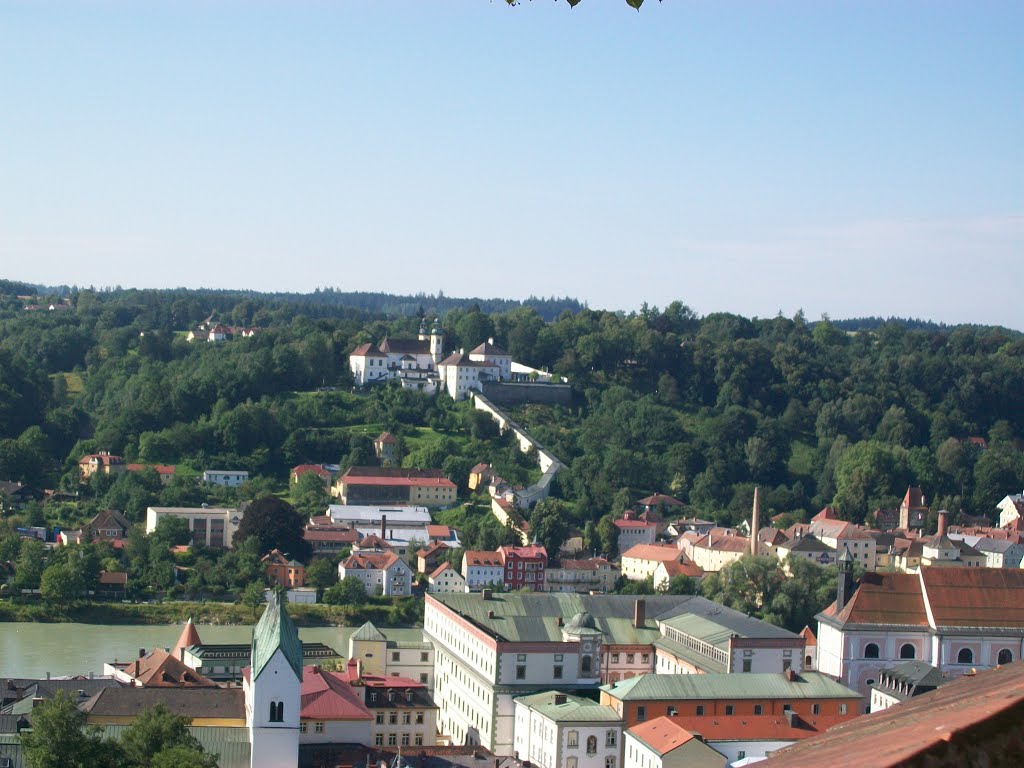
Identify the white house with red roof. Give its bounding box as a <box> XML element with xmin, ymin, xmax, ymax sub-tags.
<box><xmin>428</xmin><ymin>562</ymin><xmax>466</xmax><ymax>593</ymax></box>
<box><xmin>437</xmin><ymin>351</ymin><xmax>501</xmax><ymax>400</ymax></box>
<box><xmin>349</xmin><ymin>319</ymin><xmax>445</xmax><ymax>389</ymax></box>
<box><xmin>614</xmin><ymin>512</ymin><xmax>659</xmax><ymax>555</ymax></box>
<box><xmin>621</xmin><ymin>544</ymin><xmax>694</xmax><ymax>582</ymax></box>
<box><xmin>469</xmin><ymin>338</ymin><xmax>512</xmax><ymax>380</ymax></box>
<box><xmin>462</xmin><ymin>550</ymin><xmax>506</xmax><ymax>591</ymax></box>
<box><xmin>339</xmin><ymin>551</ymin><xmax>413</xmax><ymax>597</ymax></box>
<box><xmin>299</xmin><ymin>665</ymin><xmax>374</xmax><ymax>745</ymax></box>
<box><xmin>624</xmin><ymin>717</ymin><xmax>725</xmax><ymax>768</ymax></box>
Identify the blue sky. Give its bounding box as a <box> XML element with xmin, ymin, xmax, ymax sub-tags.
<box><xmin>2</xmin><ymin>1</ymin><xmax>1022</xmax><ymax>328</ymax></box>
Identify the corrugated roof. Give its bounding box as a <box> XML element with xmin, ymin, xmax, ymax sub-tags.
<box><xmin>602</xmin><ymin>673</ymin><xmax>860</xmax><ymax>702</ymax></box>
<box><xmin>81</xmin><ymin>688</ymin><xmax>245</xmax><ymax>719</ymax></box>
<box><xmin>660</xmin><ymin>609</ymin><xmax>798</xmax><ymax>645</ymax></box>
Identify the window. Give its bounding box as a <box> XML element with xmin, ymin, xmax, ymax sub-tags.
<box><xmin>517</xmin><ymin>654</ymin><xmax>527</xmax><ymax>662</ymax></box>
<box><xmin>402</xmin><ymin>712</ymin><xmax>411</xmax><ymax>725</ymax></box>
<box><xmin>839</xmin><ymin>704</ymin><xmax>848</xmax><ymax>715</ymax></box>
<box><xmin>782</xmin><ymin>704</ymin><xmax>792</xmax><ymax>713</ymax></box>
<box><xmin>805</xmin><ymin>655</ymin><xmax>813</xmax><ymax>667</ymax></box>
<box><xmin>567</xmin><ymin>760</ymin><xmax>577</xmax><ymax>768</ymax></box>
<box><xmin>754</xmin><ymin>705</ymin><xmax>763</xmax><ymax>715</ymax></box>
<box><xmin>742</xmin><ymin>660</ymin><xmax>752</xmax><ymax>673</ymax></box>
<box><xmin>553</xmin><ymin>666</ymin><xmax>563</xmax><ymax>679</ymax></box>
<box><xmin>269</xmin><ymin>701</ymin><xmax>284</xmax><ymax>722</ymax></box>
<box><xmin>724</xmin><ymin>705</ymin><xmax>734</xmax><ymax>716</ymax></box>
<box><xmin>611</xmin><ymin>654</ymin><xmax>620</xmax><ymax>664</ymax></box>
<box><xmin>958</xmin><ymin>648</ymin><xmax>974</xmax><ymax>665</ymax></box>
<box><xmin>999</xmin><ymin>649</ymin><xmax>1014</xmax><ymax>665</ymax></box>
<box><xmin>864</xmin><ymin>643</ymin><xmax>880</xmax><ymax>659</ymax></box>
<box><xmin>606</xmin><ymin>730</ymin><xmax>616</xmax><ymax>747</ymax></box>
<box><xmin>555</xmin><ymin>654</ymin><xmax>564</xmax><ymax>662</ymax></box>
<box><xmin>667</xmin><ymin>706</ymin><xmax>677</xmax><ymax>717</ymax></box>
<box><xmin>299</xmin><ymin>722</ymin><xmax>308</xmax><ymax>733</ymax></box>
<box><xmin>369</xmin><ymin>692</ymin><xmax>378</xmax><ymax>703</ymax></box>
<box><xmin>738</xmin><ymin>751</ymin><xmax>746</xmax><ymax>760</ymax></box>
<box><xmin>626</xmin><ymin>654</ymin><xmax>634</xmax><ymax>664</ymax></box>
<box><xmin>695</xmin><ymin>705</ymin><xmax>704</xmax><ymax>716</ymax></box>
<box><xmin>605</xmin><ymin>758</ymin><xmax>616</xmax><ymax>768</ymax></box>
<box><xmin>392</xmin><ymin>652</ymin><xmax>401</xmax><ymax>662</ymax></box>
<box><xmin>421</xmin><ymin>652</ymin><xmax>429</xmax><ymax>662</ymax></box>
<box><xmin>900</xmin><ymin>643</ymin><xmax>916</xmax><ymax>660</ymax></box>
<box><xmin>812</xmin><ymin>704</ymin><xmax>820</xmax><ymax>715</ymax></box>
<box><xmin>389</xmin><ymin>713</ymin><xmax>397</xmax><ymax>725</ymax></box>
<box><xmin>376</xmin><ymin>713</ymin><xmax>385</xmax><ymax>724</ymax></box>
<box><xmin>581</xmin><ymin>656</ymin><xmax>592</xmax><ymax>674</ymax></box>
<box><xmin>642</xmin><ymin>654</ymin><xmax>649</xmax><ymax>664</ymax></box>
<box><xmin>415</xmin><ymin>735</ymin><xmax>423</xmax><ymax>746</ymax></box>
<box><xmin>783</xmin><ymin>659</ymin><xmax>792</xmax><ymax>672</ymax></box>
<box><xmin>586</xmin><ymin>736</ymin><xmax>597</xmax><ymax>755</ymax></box>
<box><xmin>402</xmin><ymin>734</ymin><xmax>410</xmax><ymax>746</ymax></box>
<box><xmin>637</xmin><ymin>706</ymin><xmax>647</xmax><ymax>722</ymax></box>
<box><xmin>315</xmin><ymin>721</ymin><xmax>324</xmax><ymax>733</ymax></box>
<box><xmin>568</xmin><ymin>730</ymin><xmax>579</xmax><ymax>748</ymax></box>
<box><xmin>375</xmin><ymin>735</ymin><xmax>384</xmax><ymax>746</ymax></box>
<box><xmin>420</xmin><ymin>673</ymin><xmax>429</xmax><ymax>684</ymax></box>
<box><xmin>516</xmin><ymin>665</ymin><xmax>526</xmax><ymax>680</ymax></box>
<box><xmin>416</xmin><ymin>712</ymin><xmax>424</xmax><ymax>724</ymax></box>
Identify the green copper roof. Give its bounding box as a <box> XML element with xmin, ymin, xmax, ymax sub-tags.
<box><xmin>515</xmin><ymin>691</ymin><xmax>622</xmax><ymax>723</ymax></box>
<box><xmin>602</xmin><ymin>672</ymin><xmax>860</xmax><ymax>702</ymax></box>
<box><xmin>252</xmin><ymin>591</ymin><xmax>303</xmax><ymax>681</ymax></box>
<box><xmin>351</xmin><ymin>621</ymin><xmax>387</xmax><ymax>642</ymax></box>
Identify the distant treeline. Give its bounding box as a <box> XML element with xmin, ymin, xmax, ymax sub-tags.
<box><xmin>6</xmin><ymin>284</ymin><xmax>584</xmax><ymax>323</ymax></box>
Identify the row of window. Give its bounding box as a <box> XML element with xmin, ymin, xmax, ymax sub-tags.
<box><xmin>375</xmin><ymin>712</ymin><xmax>427</xmax><ymax>724</ymax></box>
<box><xmin>565</xmin><ymin>758</ymin><xmax>615</xmax><ymax>768</ymax></box>
<box><xmin>864</xmin><ymin>641</ymin><xmax>1014</xmax><ymax>666</ymax></box>
<box><xmin>610</xmin><ymin>653</ymin><xmax>650</xmax><ymax>665</ymax></box>
<box><xmin>635</xmin><ymin>702</ymin><xmax>847</xmax><ymax>720</ymax></box>
<box><xmin>373</xmin><ymin>733</ymin><xmax>425</xmax><ymax>746</ymax></box>
<box><xmin>565</xmin><ymin>731</ymin><xmax>617</xmax><ymax>750</ymax></box>
<box><xmin>391</xmin><ymin>651</ymin><xmax>431</xmax><ymax>662</ymax></box>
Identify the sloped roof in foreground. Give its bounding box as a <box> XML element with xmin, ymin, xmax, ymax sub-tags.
<box><xmin>759</xmin><ymin>662</ymin><xmax>1024</xmax><ymax>767</ymax></box>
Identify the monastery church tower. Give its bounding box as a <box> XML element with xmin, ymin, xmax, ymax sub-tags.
<box><xmin>245</xmin><ymin>590</ymin><xmax>302</xmax><ymax>768</ymax></box>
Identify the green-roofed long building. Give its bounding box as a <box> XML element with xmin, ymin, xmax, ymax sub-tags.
<box><xmin>244</xmin><ymin>590</ymin><xmax>302</xmax><ymax>768</ymax></box>
<box><xmin>423</xmin><ymin>592</ymin><xmax>805</xmax><ymax>753</ymax></box>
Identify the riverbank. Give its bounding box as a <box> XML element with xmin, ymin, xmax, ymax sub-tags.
<box><xmin>0</xmin><ymin>598</ymin><xmax>423</xmax><ymax>627</ymax></box>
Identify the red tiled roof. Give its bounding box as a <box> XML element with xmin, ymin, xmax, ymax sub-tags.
<box><xmin>426</xmin><ymin>524</ymin><xmax>453</xmax><ymax>539</ymax></box>
<box><xmin>800</xmin><ymin>626</ymin><xmax>817</xmax><ymax>647</ymax></box>
<box><xmin>301</xmin><ymin>667</ymin><xmax>373</xmax><ymax>721</ymax></box>
<box><xmin>344</xmin><ymin>476</ymin><xmax>456</xmax><ymax>488</ymax></box>
<box><xmin>98</xmin><ymin>571</ymin><xmax>128</xmax><ymax>585</ymax></box>
<box><xmin>430</xmin><ymin>562</ymin><xmax>455</xmax><ymax>579</ymax></box>
<box><xmin>123</xmin><ymin>649</ymin><xmax>217</xmax><ymax>688</ymax></box>
<box><xmin>759</xmin><ymin>663</ymin><xmax>1024</xmax><ymax>768</ymax></box>
<box><xmin>658</xmin><ymin>560</ymin><xmax>704</xmax><ymax>578</ymax></box>
<box><xmin>375</xmin><ymin>432</ymin><xmax>397</xmax><ymax>444</ymax></box>
<box><xmin>343</xmin><ymin>552</ymin><xmax>400</xmax><ymax>570</ymax></box>
<box><xmin>174</xmin><ymin>618</ymin><xmax>202</xmax><ymax>655</ymax></box>
<box><xmin>464</xmin><ymin>550</ymin><xmax>503</xmax><ymax>567</ymax></box>
<box><xmin>821</xmin><ymin>572</ymin><xmax>929</xmax><ymax>627</ymax></box>
<box><xmin>628</xmin><ymin>717</ymin><xmax>698</xmax><ymax>755</ymax></box>
<box><xmin>613</xmin><ymin>518</ymin><xmax>658</xmax><ymax>530</ymax></box>
<box><xmin>696</xmin><ymin>535</ymin><xmax>750</xmax><ymax>552</ymax></box>
<box><xmin>356</xmin><ymin>534</ymin><xmax>393</xmax><ymax>550</ymax></box>
<box><xmin>636</xmin><ymin>494</ymin><xmax>684</xmax><ymax>508</ymax></box>
<box><xmin>622</xmin><ymin>544</ymin><xmax>684</xmax><ymax>563</ymax></box>
<box><xmin>902</xmin><ymin>486</ymin><xmax>927</xmax><ymax>510</ymax></box>
<box><xmin>351</xmin><ymin>343</ymin><xmax>386</xmax><ymax>357</ymax></box>
<box><xmin>126</xmin><ymin>463</ymin><xmax>176</xmax><ymax>475</ymax></box>
<box><xmin>79</xmin><ymin>453</ymin><xmax>123</xmax><ymax>466</ymax></box>
<box><xmin>499</xmin><ymin>544</ymin><xmax>547</xmax><ymax>559</ymax></box>
<box><xmin>667</xmin><ymin>714</ymin><xmax>847</xmax><ymax>742</ymax></box>
<box><xmin>293</xmin><ymin>464</ymin><xmax>332</xmax><ymax>479</ymax></box>
<box><xmin>470</xmin><ymin>340</ymin><xmax>509</xmax><ymax>356</ymax></box>
<box><xmin>920</xmin><ymin>567</ymin><xmax>1024</xmax><ymax>627</ymax></box>
<box><xmin>556</xmin><ymin>558</ymin><xmax>612</xmax><ymax>571</ymax></box>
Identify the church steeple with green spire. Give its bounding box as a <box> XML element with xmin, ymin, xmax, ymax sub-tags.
<box><xmin>251</xmin><ymin>589</ymin><xmax>303</xmax><ymax>681</ymax></box>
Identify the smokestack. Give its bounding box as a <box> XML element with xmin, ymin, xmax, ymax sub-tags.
<box><xmin>836</xmin><ymin>545</ymin><xmax>854</xmax><ymax>613</ymax></box>
<box><xmin>937</xmin><ymin>510</ymin><xmax>949</xmax><ymax>537</ymax></box>
<box><xmin>634</xmin><ymin>598</ymin><xmax>646</xmax><ymax>628</ymax></box>
<box><xmin>381</xmin><ymin>514</ymin><xmax>386</xmax><ymax>540</ymax></box>
<box><xmin>482</xmin><ymin>588</ymin><xmax>492</xmax><ymax>600</ymax></box>
<box><xmin>750</xmin><ymin>486</ymin><xmax>760</xmax><ymax>556</ymax></box>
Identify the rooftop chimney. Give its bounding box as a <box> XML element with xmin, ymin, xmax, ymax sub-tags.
<box><xmin>750</xmin><ymin>486</ymin><xmax>761</xmax><ymax>556</ymax></box>
<box><xmin>937</xmin><ymin>510</ymin><xmax>949</xmax><ymax>537</ymax></box>
<box><xmin>487</xmin><ymin>610</ymin><xmax>495</xmax><ymax>619</ymax></box>
<box><xmin>482</xmin><ymin>588</ymin><xmax>492</xmax><ymax>600</ymax></box>
<box><xmin>381</xmin><ymin>514</ymin><xmax>387</xmax><ymax>540</ymax></box>
<box><xmin>554</xmin><ymin>694</ymin><xmax>567</xmax><ymax>705</ymax></box>
<box><xmin>634</xmin><ymin>598</ymin><xmax>646</xmax><ymax>628</ymax></box>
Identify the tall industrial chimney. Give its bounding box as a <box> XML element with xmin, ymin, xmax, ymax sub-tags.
<box><xmin>750</xmin><ymin>486</ymin><xmax>761</xmax><ymax>557</ymax></box>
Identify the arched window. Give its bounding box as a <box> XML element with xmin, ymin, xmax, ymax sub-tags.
<box><xmin>805</xmin><ymin>655</ymin><xmax>812</xmax><ymax>667</ymax></box>
<box><xmin>581</xmin><ymin>656</ymin><xmax>592</xmax><ymax>674</ymax></box>
<box><xmin>864</xmin><ymin>643</ymin><xmax>880</xmax><ymax>659</ymax></box>
<box><xmin>586</xmin><ymin>736</ymin><xmax>597</xmax><ymax>755</ymax></box>
<box><xmin>998</xmin><ymin>649</ymin><xmax>1014</xmax><ymax>665</ymax></box>
<box><xmin>269</xmin><ymin>701</ymin><xmax>284</xmax><ymax>722</ymax></box>
<box><xmin>900</xmin><ymin>643</ymin><xmax>915</xmax><ymax>660</ymax></box>
<box><xmin>957</xmin><ymin>648</ymin><xmax>974</xmax><ymax>665</ymax></box>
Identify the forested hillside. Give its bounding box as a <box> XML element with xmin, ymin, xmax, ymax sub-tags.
<box><xmin>1</xmin><ymin>284</ymin><xmax>1023</xmax><ymax>544</ymax></box>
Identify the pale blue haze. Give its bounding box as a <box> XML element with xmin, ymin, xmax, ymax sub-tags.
<box><xmin>2</xmin><ymin>1</ymin><xmax>1022</xmax><ymax>327</ymax></box>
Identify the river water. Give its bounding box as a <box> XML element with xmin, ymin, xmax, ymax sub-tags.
<box><xmin>0</xmin><ymin>623</ymin><xmax>350</xmax><ymax>679</ymax></box>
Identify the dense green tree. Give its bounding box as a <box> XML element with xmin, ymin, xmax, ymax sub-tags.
<box><xmin>234</xmin><ymin>496</ymin><xmax>310</xmax><ymax>561</ymax></box>
<box><xmin>324</xmin><ymin>575</ymin><xmax>370</xmax><ymax>604</ymax></box>
<box><xmin>20</xmin><ymin>691</ymin><xmax>119</xmax><ymax>768</ymax></box>
<box><xmin>119</xmin><ymin>703</ymin><xmax>214</xmax><ymax>768</ymax></box>
<box><xmin>529</xmin><ymin>500</ymin><xmax>571</xmax><ymax>558</ymax></box>
<box><xmin>305</xmin><ymin>557</ymin><xmax>339</xmax><ymax>592</ymax></box>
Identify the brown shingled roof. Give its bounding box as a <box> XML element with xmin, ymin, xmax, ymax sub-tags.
<box><xmin>820</xmin><ymin>572</ymin><xmax>929</xmax><ymax>628</ymax></box>
<box><xmin>920</xmin><ymin>567</ymin><xmax>1024</xmax><ymax>628</ymax></box>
